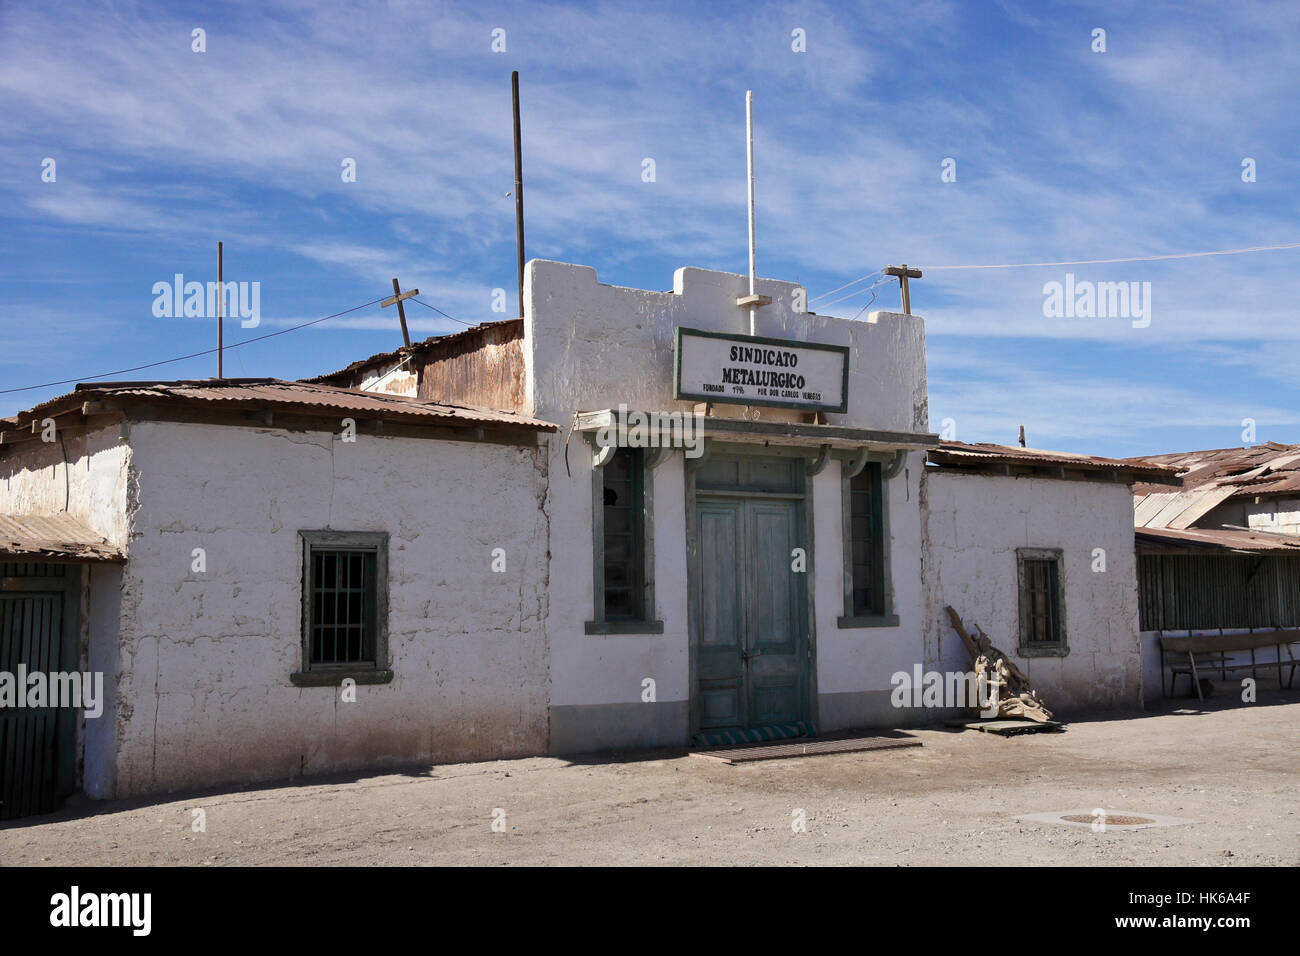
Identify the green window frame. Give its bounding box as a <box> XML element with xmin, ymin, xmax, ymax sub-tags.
<box><xmin>838</xmin><ymin>459</ymin><xmax>897</xmax><ymax>628</ymax></box>
<box><xmin>586</xmin><ymin>447</ymin><xmax>663</xmax><ymax>635</ymax></box>
<box><xmin>1017</xmin><ymin>548</ymin><xmax>1068</xmax><ymax>656</ymax></box>
<box><xmin>292</xmin><ymin>531</ymin><xmax>393</xmax><ymax>685</ymax></box>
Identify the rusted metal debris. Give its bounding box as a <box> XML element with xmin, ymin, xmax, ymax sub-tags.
<box><xmin>946</xmin><ymin>606</ymin><xmax>1054</xmax><ymax>723</ymax></box>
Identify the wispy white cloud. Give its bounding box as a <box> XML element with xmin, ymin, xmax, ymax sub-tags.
<box><xmin>1</xmin><ymin>0</ymin><xmax>1297</xmax><ymax>446</ymax></box>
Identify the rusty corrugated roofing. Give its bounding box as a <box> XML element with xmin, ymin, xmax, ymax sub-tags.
<box><xmin>0</xmin><ymin>513</ymin><xmax>124</xmax><ymax>562</ymax></box>
<box><xmin>927</xmin><ymin>442</ymin><xmax>1181</xmax><ymax>482</ymax></box>
<box><xmin>1136</xmin><ymin>525</ymin><xmax>1300</xmax><ymax>554</ymax></box>
<box><xmin>3</xmin><ymin>378</ymin><xmax>554</xmax><ymax>433</ymax></box>
<box><xmin>1129</xmin><ymin>442</ymin><xmax>1300</xmax><ymax>528</ymax></box>
<box><xmin>305</xmin><ymin>319</ymin><xmax>523</xmax><ymax>384</ymax></box>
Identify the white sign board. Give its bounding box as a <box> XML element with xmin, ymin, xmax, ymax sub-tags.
<box><xmin>673</xmin><ymin>327</ymin><xmax>849</xmax><ymax>413</ymax></box>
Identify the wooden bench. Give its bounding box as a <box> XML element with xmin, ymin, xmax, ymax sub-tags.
<box><xmin>1159</xmin><ymin>630</ymin><xmax>1300</xmax><ymax>701</ymax></box>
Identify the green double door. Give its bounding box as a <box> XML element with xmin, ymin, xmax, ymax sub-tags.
<box><xmin>695</xmin><ymin>495</ymin><xmax>809</xmax><ymax>733</ymax></box>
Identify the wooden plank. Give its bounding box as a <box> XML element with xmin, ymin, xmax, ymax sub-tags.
<box><xmin>379</xmin><ymin>287</ymin><xmax>419</xmax><ymax>308</ymax></box>
<box><xmin>944</xmin><ymin>718</ymin><xmax>1064</xmax><ymax>736</ymax></box>
<box><xmin>1159</xmin><ymin>630</ymin><xmax>1300</xmax><ymax>653</ymax></box>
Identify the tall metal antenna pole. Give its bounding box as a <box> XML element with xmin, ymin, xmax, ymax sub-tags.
<box><xmin>217</xmin><ymin>240</ymin><xmax>224</xmax><ymax>379</ymax></box>
<box><xmin>512</xmin><ymin>70</ymin><xmax>525</xmax><ymax>320</ymax></box>
<box><xmin>746</xmin><ymin>90</ymin><xmax>757</xmax><ymax>336</ymax></box>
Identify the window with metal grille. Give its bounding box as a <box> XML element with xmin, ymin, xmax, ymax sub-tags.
<box><xmin>1017</xmin><ymin>548</ymin><xmax>1065</xmax><ymax>651</ymax></box>
<box><xmin>299</xmin><ymin>531</ymin><xmax>388</xmax><ymax>674</ymax></box>
<box><xmin>602</xmin><ymin>447</ymin><xmax>645</xmax><ymax>620</ymax></box>
<box><xmin>848</xmin><ymin>463</ymin><xmax>885</xmax><ymax>617</ymax></box>
<box><xmin>310</xmin><ymin>549</ymin><xmax>375</xmax><ymax>664</ymax></box>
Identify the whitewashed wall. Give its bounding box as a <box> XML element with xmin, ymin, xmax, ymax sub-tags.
<box><xmin>922</xmin><ymin>471</ymin><xmax>1143</xmax><ymax>714</ymax></box>
<box><xmin>524</xmin><ymin>261</ymin><xmax>929</xmax><ymax>748</ymax></box>
<box><xmin>814</xmin><ymin>453</ymin><xmax>929</xmax><ymax>730</ymax></box>
<box><xmin>0</xmin><ymin>425</ymin><xmax>131</xmax><ymax>548</ymax></box>
<box><xmin>103</xmin><ymin>420</ymin><xmax>550</xmax><ymax>798</ymax></box>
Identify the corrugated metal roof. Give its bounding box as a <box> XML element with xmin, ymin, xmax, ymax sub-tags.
<box><xmin>927</xmin><ymin>442</ymin><xmax>1181</xmax><ymax>481</ymax></box>
<box><xmin>4</xmin><ymin>378</ymin><xmax>555</xmax><ymax>433</ymax></box>
<box><xmin>1136</xmin><ymin>525</ymin><xmax>1300</xmax><ymax>554</ymax></box>
<box><xmin>1129</xmin><ymin>442</ymin><xmax>1300</xmax><ymax>528</ymax></box>
<box><xmin>306</xmin><ymin>320</ymin><xmax>523</xmax><ymax>384</ymax></box>
<box><xmin>0</xmin><ymin>514</ymin><xmax>124</xmax><ymax>562</ymax></box>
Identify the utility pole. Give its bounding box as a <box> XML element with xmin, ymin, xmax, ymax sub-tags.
<box><xmin>382</xmin><ymin>278</ymin><xmax>418</xmax><ymax>348</ymax></box>
<box><xmin>217</xmin><ymin>241</ymin><xmax>224</xmax><ymax>379</ymax></box>
<box><xmin>734</xmin><ymin>91</ymin><xmax>772</xmax><ymax>333</ymax></box>
<box><xmin>746</xmin><ymin>90</ymin><xmax>756</xmax><ymax>336</ymax></box>
<box><xmin>884</xmin><ymin>264</ymin><xmax>922</xmax><ymax>315</ymax></box>
<box><xmin>1018</xmin><ymin>425</ymin><xmax>1027</xmax><ymax>448</ymax></box>
<box><xmin>512</xmin><ymin>70</ymin><xmax>525</xmax><ymax>320</ymax></box>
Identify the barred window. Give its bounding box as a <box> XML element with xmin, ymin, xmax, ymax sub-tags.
<box><xmin>299</xmin><ymin>531</ymin><xmax>388</xmax><ymax>673</ymax></box>
<box><xmin>1017</xmin><ymin>548</ymin><xmax>1065</xmax><ymax>651</ymax></box>
<box><xmin>310</xmin><ymin>549</ymin><xmax>376</xmax><ymax>664</ymax></box>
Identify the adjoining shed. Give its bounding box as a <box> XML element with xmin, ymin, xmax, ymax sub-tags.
<box><xmin>1129</xmin><ymin>443</ymin><xmax>1300</xmax><ymax>700</ymax></box>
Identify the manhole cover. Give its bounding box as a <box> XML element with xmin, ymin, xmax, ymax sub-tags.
<box><xmin>1060</xmin><ymin>814</ymin><xmax>1154</xmax><ymax>826</ymax></box>
<box><xmin>1016</xmin><ymin>809</ymin><xmax>1195</xmax><ymax>830</ymax></box>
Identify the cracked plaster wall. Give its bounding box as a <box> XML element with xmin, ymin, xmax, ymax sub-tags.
<box><xmin>107</xmin><ymin>420</ymin><xmax>550</xmax><ymax>797</ymax></box>
<box><xmin>921</xmin><ymin>470</ymin><xmax>1143</xmax><ymax>713</ymax></box>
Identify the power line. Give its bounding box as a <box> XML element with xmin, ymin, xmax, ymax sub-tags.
<box><xmin>0</xmin><ymin>297</ymin><xmax>386</xmax><ymax>396</ymax></box>
<box><xmin>408</xmin><ymin>297</ymin><xmax>475</xmax><ymax>328</ymax></box>
<box><xmin>813</xmin><ymin>240</ymin><xmax>1300</xmax><ymax>302</ymax></box>
<box><xmin>847</xmin><ymin>276</ymin><xmax>894</xmax><ymax>320</ymax></box>
<box><xmin>820</xmin><ymin>275</ymin><xmax>895</xmax><ymax>310</ymax></box>
<box><xmin>808</xmin><ymin>268</ymin><xmax>884</xmax><ymax>304</ymax></box>
<box><xmin>921</xmin><ymin>240</ymin><xmax>1300</xmax><ymax>270</ymax></box>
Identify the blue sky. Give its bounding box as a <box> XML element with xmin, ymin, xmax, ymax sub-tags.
<box><xmin>2</xmin><ymin>0</ymin><xmax>1297</xmax><ymax>456</ymax></box>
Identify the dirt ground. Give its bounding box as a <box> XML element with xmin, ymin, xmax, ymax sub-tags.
<box><xmin>3</xmin><ymin>694</ymin><xmax>1297</xmax><ymax>866</ymax></box>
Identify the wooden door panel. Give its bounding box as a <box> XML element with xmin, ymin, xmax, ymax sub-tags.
<box><xmin>745</xmin><ymin>500</ymin><xmax>804</xmax><ymax>727</ymax></box>
<box><xmin>694</xmin><ymin>482</ymin><xmax>809</xmax><ymax>734</ymax></box>
<box><xmin>695</xmin><ymin>500</ymin><xmax>746</xmax><ymax>731</ymax></box>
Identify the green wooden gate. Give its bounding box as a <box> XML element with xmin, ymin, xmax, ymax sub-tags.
<box><xmin>0</xmin><ymin>563</ymin><xmax>79</xmax><ymax>820</ymax></box>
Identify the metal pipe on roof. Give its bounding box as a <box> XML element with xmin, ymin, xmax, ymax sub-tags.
<box><xmin>512</xmin><ymin>71</ymin><xmax>525</xmax><ymax>321</ymax></box>
<box><xmin>746</xmin><ymin>90</ymin><xmax>756</xmax><ymax>336</ymax></box>
<box><xmin>217</xmin><ymin>241</ymin><xmax>224</xmax><ymax>379</ymax></box>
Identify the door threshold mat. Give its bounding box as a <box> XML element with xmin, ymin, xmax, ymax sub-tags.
<box><xmin>690</xmin><ymin>732</ymin><xmax>921</xmax><ymax>764</ymax></box>
<box><xmin>944</xmin><ymin>718</ymin><xmax>1065</xmax><ymax>736</ymax></box>
<box><xmin>691</xmin><ymin>721</ymin><xmax>815</xmax><ymax>748</ymax></box>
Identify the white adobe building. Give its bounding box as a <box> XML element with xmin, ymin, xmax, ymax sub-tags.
<box><xmin>0</xmin><ymin>259</ymin><xmax>1179</xmax><ymax>813</ymax></box>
